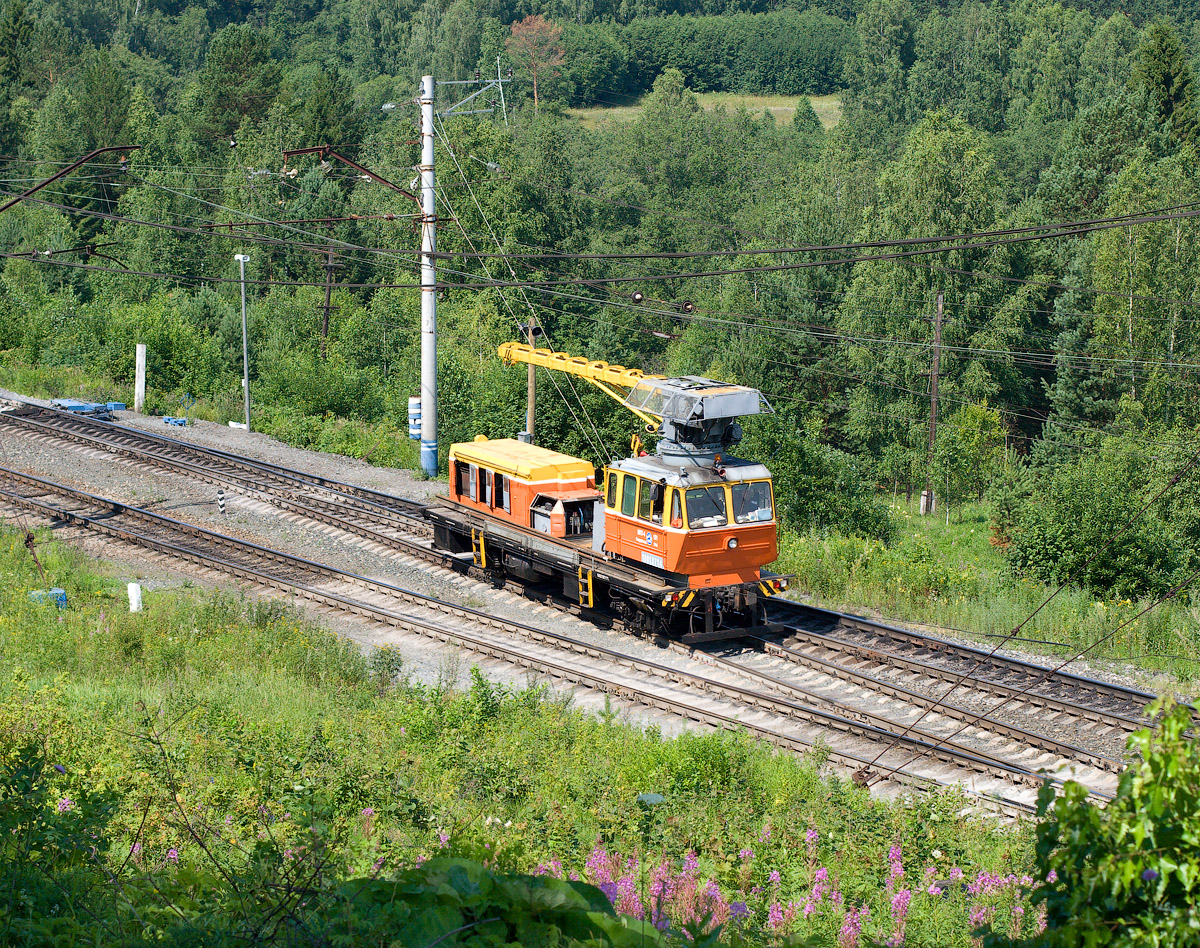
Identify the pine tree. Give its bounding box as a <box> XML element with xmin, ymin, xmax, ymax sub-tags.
<box><xmin>1133</xmin><ymin>19</ymin><xmax>1199</xmax><ymax>145</ymax></box>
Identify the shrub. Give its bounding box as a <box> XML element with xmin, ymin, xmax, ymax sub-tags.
<box><xmin>990</xmin><ymin>700</ymin><xmax>1200</xmax><ymax>948</ymax></box>
<box><xmin>1006</xmin><ymin>437</ymin><xmax>1189</xmax><ymax>599</ymax></box>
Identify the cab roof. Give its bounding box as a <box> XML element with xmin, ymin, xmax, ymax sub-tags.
<box><xmin>449</xmin><ymin>438</ymin><xmax>595</xmax><ymax>483</ymax></box>
<box><xmin>609</xmin><ymin>454</ymin><xmax>772</xmax><ymax>489</ymax></box>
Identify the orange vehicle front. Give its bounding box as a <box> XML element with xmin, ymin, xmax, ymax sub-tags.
<box><xmin>600</xmin><ymin>455</ymin><xmax>777</xmax><ymax>587</ymax></box>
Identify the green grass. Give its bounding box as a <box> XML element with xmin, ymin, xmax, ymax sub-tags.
<box><xmin>0</xmin><ymin>524</ymin><xmax>1036</xmax><ymax>945</ymax></box>
<box><xmin>567</xmin><ymin>92</ymin><xmax>843</xmax><ymax>130</ymax></box>
<box><xmin>774</xmin><ymin>499</ymin><xmax>1200</xmax><ymax>688</ymax></box>
<box><xmin>0</xmin><ymin>359</ymin><xmax>421</xmax><ymax>472</ymax></box>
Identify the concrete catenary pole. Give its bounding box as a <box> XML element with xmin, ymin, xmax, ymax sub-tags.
<box><xmin>134</xmin><ymin>343</ymin><xmax>146</xmax><ymax>413</ymax></box>
<box><xmin>922</xmin><ymin>291</ymin><xmax>943</xmax><ymax>515</ymax></box>
<box><xmin>419</xmin><ymin>75</ymin><xmax>438</xmax><ymax>477</ymax></box>
<box><xmin>235</xmin><ymin>253</ymin><xmax>251</xmax><ymax>431</ymax></box>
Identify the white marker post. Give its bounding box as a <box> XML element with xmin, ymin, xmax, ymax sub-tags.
<box><xmin>134</xmin><ymin>344</ymin><xmax>146</xmax><ymax>413</ymax></box>
<box><xmin>127</xmin><ymin>582</ymin><xmax>142</xmax><ymax>613</ymax></box>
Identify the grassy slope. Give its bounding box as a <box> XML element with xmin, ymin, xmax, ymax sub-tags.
<box><xmin>567</xmin><ymin>92</ymin><xmax>843</xmax><ymax>130</ymax></box>
<box><xmin>0</xmin><ymin>525</ymin><xmax>1037</xmax><ymax>944</ymax></box>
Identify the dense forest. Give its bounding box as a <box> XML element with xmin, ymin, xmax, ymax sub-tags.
<box><xmin>4</xmin><ymin>0</ymin><xmax>1200</xmax><ymax>599</ymax></box>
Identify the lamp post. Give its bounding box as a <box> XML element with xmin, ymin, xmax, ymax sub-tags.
<box><xmin>234</xmin><ymin>254</ymin><xmax>251</xmax><ymax>431</ymax></box>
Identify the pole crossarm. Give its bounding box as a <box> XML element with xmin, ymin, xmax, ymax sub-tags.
<box><xmin>281</xmin><ymin>146</ymin><xmax>423</xmax><ymax>216</ymax></box>
<box><xmin>0</xmin><ymin>145</ymin><xmax>141</xmax><ymax>216</ymax></box>
<box><xmin>439</xmin><ymin>79</ymin><xmax>508</xmax><ymax>118</ymax></box>
<box><xmin>498</xmin><ymin>342</ymin><xmax>664</xmax><ymax>427</ymax></box>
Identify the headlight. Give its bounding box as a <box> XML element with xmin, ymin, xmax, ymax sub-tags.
<box><xmin>727</xmin><ymin>538</ymin><xmax>738</xmax><ymax>550</ymax></box>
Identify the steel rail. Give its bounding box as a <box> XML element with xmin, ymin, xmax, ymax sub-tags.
<box><xmin>0</xmin><ymin>409</ymin><xmax>442</xmax><ymax>559</ymax></box>
<box><xmin>0</xmin><ymin>404</ymin><xmax>427</xmax><ymax>520</ymax></box>
<box><xmin>0</xmin><ymin>402</ymin><xmax>1146</xmax><ymax>761</ymax></box>
<box><xmin>768</xmin><ymin>601</ymin><xmax>1153</xmax><ymax>730</ymax></box>
<box><xmin>681</xmin><ymin>639</ymin><xmax>1123</xmax><ymax>773</ymax></box>
<box><xmin>0</xmin><ymin>466</ymin><xmax>1066</xmax><ymax>810</ymax></box>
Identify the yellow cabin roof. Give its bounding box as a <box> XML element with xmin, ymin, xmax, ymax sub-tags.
<box><xmin>449</xmin><ymin>438</ymin><xmax>595</xmax><ymax>483</ymax></box>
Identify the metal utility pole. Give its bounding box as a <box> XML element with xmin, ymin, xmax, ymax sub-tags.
<box><xmin>418</xmin><ymin>74</ymin><xmax>438</xmax><ymax>478</ymax></box>
<box><xmin>525</xmin><ymin>317</ymin><xmax>537</xmax><ymax>442</ymax></box>
<box><xmin>922</xmin><ymin>291</ymin><xmax>943</xmax><ymax>515</ymax></box>
<box><xmin>320</xmin><ymin>249</ymin><xmax>339</xmax><ymax>361</ymax></box>
<box><xmin>235</xmin><ymin>254</ymin><xmax>252</xmax><ymax>431</ymax></box>
<box><xmin>497</xmin><ymin>56</ymin><xmax>509</xmax><ymax>127</ymax></box>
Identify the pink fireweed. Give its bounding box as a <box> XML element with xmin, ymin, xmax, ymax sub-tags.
<box><xmin>839</xmin><ymin>905</ymin><xmax>869</xmax><ymax>948</ymax></box>
<box><xmin>888</xmin><ymin>889</ymin><xmax>912</xmax><ymax>946</ymax></box>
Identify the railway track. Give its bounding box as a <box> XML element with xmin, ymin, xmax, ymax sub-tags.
<box><xmin>762</xmin><ymin>601</ymin><xmax>1154</xmax><ymax>742</ymax></box>
<box><xmin>0</xmin><ymin>465</ymin><xmax>1118</xmax><ymax>812</ymax></box>
<box><xmin>0</xmin><ymin>405</ymin><xmax>439</xmax><ymax>555</ymax></box>
<box><xmin>0</xmin><ymin>401</ymin><xmax>1144</xmax><ymax>801</ymax></box>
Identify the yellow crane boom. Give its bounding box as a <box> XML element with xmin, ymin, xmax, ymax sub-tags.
<box><xmin>498</xmin><ymin>342</ymin><xmax>663</xmax><ymax>426</ymax></box>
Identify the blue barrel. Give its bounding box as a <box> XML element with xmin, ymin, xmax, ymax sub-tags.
<box><xmin>407</xmin><ymin>396</ymin><xmax>421</xmax><ymax>440</ymax></box>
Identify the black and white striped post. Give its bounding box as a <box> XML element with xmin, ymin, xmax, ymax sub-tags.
<box><xmin>217</xmin><ymin>489</ymin><xmax>225</xmax><ymax>515</ymax></box>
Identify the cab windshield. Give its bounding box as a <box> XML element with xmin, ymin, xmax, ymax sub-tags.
<box><xmin>685</xmin><ymin>486</ymin><xmax>728</xmax><ymax>528</ymax></box>
<box><xmin>731</xmin><ymin>481</ymin><xmax>773</xmax><ymax>524</ymax></box>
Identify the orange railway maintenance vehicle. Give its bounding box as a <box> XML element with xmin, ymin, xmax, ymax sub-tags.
<box><xmin>425</xmin><ymin>343</ymin><xmax>789</xmax><ymax>641</ymax></box>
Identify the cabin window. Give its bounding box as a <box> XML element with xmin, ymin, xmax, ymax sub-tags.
<box><xmin>669</xmin><ymin>490</ymin><xmax>683</xmax><ymax>529</ymax></box>
<box><xmin>495</xmin><ymin>473</ymin><xmax>510</xmax><ymax>512</ymax></box>
<box><xmin>467</xmin><ymin>464</ymin><xmax>478</xmax><ymax>502</ymax></box>
<box><xmin>731</xmin><ymin>480</ymin><xmax>774</xmax><ymax>524</ymax></box>
<box><xmin>639</xmin><ymin>478</ymin><xmax>666</xmax><ymax>523</ymax></box>
<box><xmin>685</xmin><ymin>486</ymin><xmax>728</xmax><ymax>528</ymax></box>
<box><xmin>454</xmin><ymin>461</ymin><xmax>471</xmax><ymax>498</ymax></box>
<box><xmin>480</xmin><ymin>467</ymin><xmax>492</xmax><ymax>506</ymax></box>
<box><xmin>637</xmin><ymin>479</ymin><xmax>654</xmax><ymax>521</ymax></box>
<box><xmin>606</xmin><ymin>471</ymin><xmax>618</xmax><ymax>508</ymax></box>
<box><xmin>620</xmin><ymin>475</ymin><xmax>637</xmax><ymax>517</ymax></box>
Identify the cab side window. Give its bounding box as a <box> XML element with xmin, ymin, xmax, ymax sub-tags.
<box><xmin>606</xmin><ymin>471</ymin><xmax>618</xmax><ymax>508</ymax></box>
<box><xmin>495</xmin><ymin>473</ymin><xmax>509</xmax><ymax>512</ymax></box>
<box><xmin>620</xmin><ymin>475</ymin><xmax>637</xmax><ymax>517</ymax></box>
<box><xmin>670</xmin><ymin>490</ymin><xmax>683</xmax><ymax>528</ymax></box>
<box><xmin>637</xmin><ymin>479</ymin><xmax>655</xmax><ymax>521</ymax></box>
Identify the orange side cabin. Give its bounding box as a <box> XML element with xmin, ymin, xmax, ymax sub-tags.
<box><xmin>447</xmin><ymin>437</ymin><xmax>600</xmax><ymax>539</ymax></box>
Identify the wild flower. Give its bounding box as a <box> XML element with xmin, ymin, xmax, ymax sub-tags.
<box><xmin>372</xmin><ymin>855</ymin><xmax>385</xmax><ymax>872</ymax></box>
<box><xmin>839</xmin><ymin>906</ymin><xmax>868</xmax><ymax>948</ymax></box>
<box><xmin>730</xmin><ymin>901</ymin><xmax>750</xmax><ymax>920</ymax></box>
<box><xmin>166</xmin><ymin>848</ymin><xmax>179</xmax><ymax>863</ymax></box>
<box><xmin>759</xmin><ymin>824</ymin><xmax>772</xmax><ymax>842</ymax></box>
<box><xmin>767</xmin><ymin>902</ymin><xmax>785</xmax><ymax>930</ymax></box>
<box><xmin>927</xmin><ymin>884</ymin><xmax>943</xmax><ymax>896</ymax></box>
<box><xmin>1142</xmin><ymin>869</ymin><xmax>1159</xmax><ymax>882</ymax></box>
<box><xmin>438</xmin><ymin>832</ymin><xmax>449</xmax><ymax>847</ymax></box>
<box><xmin>1046</xmin><ymin>869</ymin><xmax>1058</xmax><ymax>883</ymax></box>
<box><xmin>886</xmin><ymin>846</ymin><xmax>905</xmax><ymax>895</ymax></box>
<box><xmin>57</xmin><ymin>798</ymin><xmax>73</xmax><ymax>813</ymax></box>
<box><xmin>769</xmin><ymin>869</ymin><xmax>781</xmax><ymax>886</ymax></box>
<box><xmin>806</xmin><ymin>825</ymin><xmax>819</xmax><ymax>857</ymax></box>
<box><xmin>739</xmin><ymin>847</ymin><xmax>754</xmax><ymax>860</ymax></box>
<box><xmin>888</xmin><ymin>888</ymin><xmax>912</xmax><ymax>946</ymax></box>
<box><xmin>52</xmin><ymin>764</ymin><xmax>66</xmax><ymax>775</ymax></box>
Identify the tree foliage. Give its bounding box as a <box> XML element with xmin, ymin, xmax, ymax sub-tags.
<box><xmin>991</xmin><ymin>700</ymin><xmax>1200</xmax><ymax>948</ymax></box>
<box><xmin>506</xmin><ymin>14</ymin><xmax>565</xmax><ymax>112</ymax></box>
